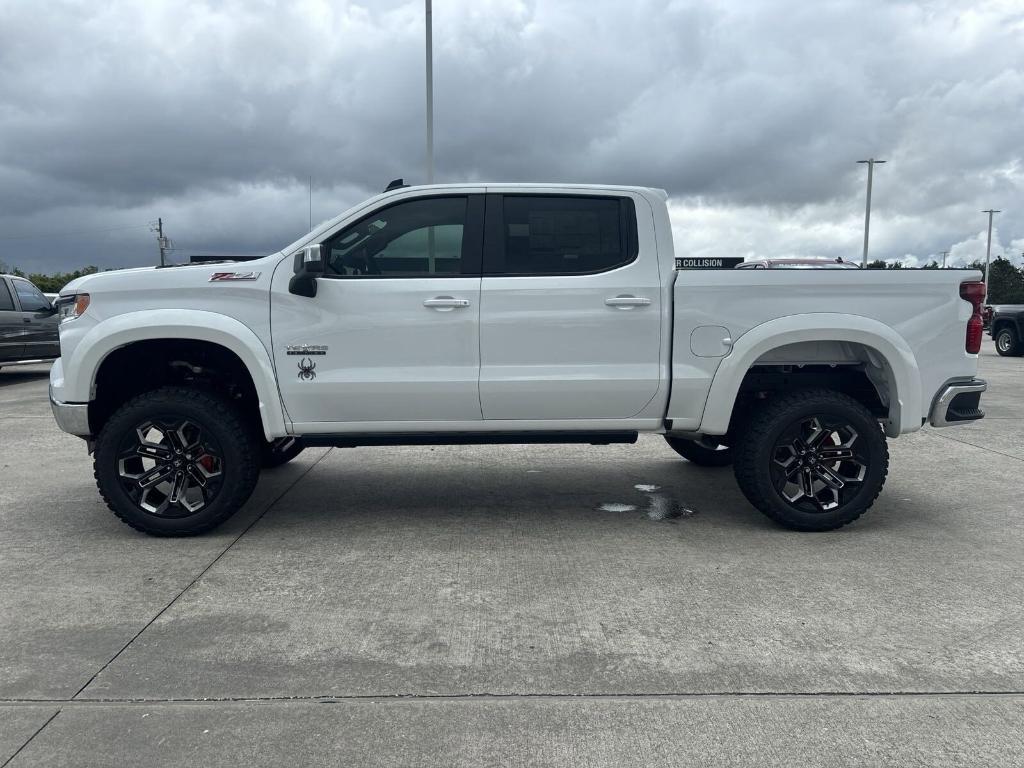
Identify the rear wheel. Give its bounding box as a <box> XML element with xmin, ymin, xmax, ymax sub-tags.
<box><xmin>664</xmin><ymin>435</ymin><xmax>733</xmax><ymax>466</ymax></box>
<box><xmin>261</xmin><ymin>437</ymin><xmax>305</xmax><ymax>468</ymax></box>
<box><xmin>995</xmin><ymin>327</ymin><xmax>1020</xmax><ymax>356</ymax></box>
<box><xmin>94</xmin><ymin>387</ymin><xmax>260</xmax><ymax>536</ymax></box>
<box><xmin>733</xmin><ymin>389</ymin><xmax>888</xmax><ymax>531</ymax></box>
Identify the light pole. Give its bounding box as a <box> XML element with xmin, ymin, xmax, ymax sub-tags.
<box><xmin>941</xmin><ymin>250</ymin><xmax>950</xmax><ymax>268</ymax></box>
<box><xmin>857</xmin><ymin>159</ymin><xmax>886</xmax><ymax>267</ymax></box>
<box><xmin>982</xmin><ymin>209</ymin><xmax>1000</xmax><ymax>303</ymax></box>
<box><xmin>425</xmin><ymin>0</ymin><xmax>434</xmax><ymax>184</ymax></box>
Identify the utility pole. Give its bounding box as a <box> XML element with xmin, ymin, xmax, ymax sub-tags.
<box><xmin>425</xmin><ymin>0</ymin><xmax>434</xmax><ymax>184</ymax></box>
<box><xmin>982</xmin><ymin>209</ymin><xmax>1000</xmax><ymax>304</ymax></box>
<box><xmin>152</xmin><ymin>217</ymin><xmax>169</xmax><ymax>267</ymax></box>
<box><xmin>309</xmin><ymin>176</ymin><xmax>313</xmax><ymax>232</ymax></box>
<box><xmin>857</xmin><ymin>159</ymin><xmax>886</xmax><ymax>267</ymax></box>
<box><xmin>941</xmin><ymin>250</ymin><xmax>950</xmax><ymax>268</ymax></box>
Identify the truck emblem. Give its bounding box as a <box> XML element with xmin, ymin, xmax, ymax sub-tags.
<box><xmin>286</xmin><ymin>344</ymin><xmax>328</xmax><ymax>356</ymax></box>
<box><xmin>297</xmin><ymin>358</ymin><xmax>317</xmax><ymax>381</ymax></box>
<box><xmin>209</xmin><ymin>271</ymin><xmax>261</xmax><ymax>281</ymax></box>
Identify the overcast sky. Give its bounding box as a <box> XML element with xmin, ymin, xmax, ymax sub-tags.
<box><xmin>0</xmin><ymin>0</ymin><xmax>1021</xmax><ymax>273</ymax></box>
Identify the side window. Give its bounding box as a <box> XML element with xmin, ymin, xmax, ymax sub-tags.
<box><xmin>0</xmin><ymin>280</ymin><xmax>14</xmax><ymax>311</ymax></box>
<box><xmin>323</xmin><ymin>196</ymin><xmax>469</xmax><ymax>277</ymax></box>
<box><xmin>13</xmin><ymin>279</ymin><xmax>50</xmax><ymax>312</ymax></box>
<box><xmin>492</xmin><ymin>195</ymin><xmax>637</xmax><ymax>275</ymax></box>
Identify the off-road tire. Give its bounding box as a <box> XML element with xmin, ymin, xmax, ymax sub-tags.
<box><xmin>261</xmin><ymin>437</ymin><xmax>305</xmax><ymax>468</ymax></box>
<box><xmin>994</xmin><ymin>326</ymin><xmax>1021</xmax><ymax>356</ymax></box>
<box><xmin>664</xmin><ymin>435</ymin><xmax>733</xmax><ymax>466</ymax></box>
<box><xmin>94</xmin><ymin>387</ymin><xmax>260</xmax><ymax>536</ymax></box>
<box><xmin>733</xmin><ymin>388</ymin><xmax>889</xmax><ymax>531</ymax></box>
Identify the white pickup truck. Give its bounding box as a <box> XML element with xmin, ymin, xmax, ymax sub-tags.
<box><xmin>50</xmin><ymin>183</ymin><xmax>987</xmax><ymax>536</ymax></box>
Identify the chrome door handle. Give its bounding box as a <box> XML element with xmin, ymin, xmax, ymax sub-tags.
<box><xmin>605</xmin><ymin>296</ymin><xmax>652</xmax><ymax>309</ymax></box>
<box><xmin>423</xmin><ymin>297</ymin><xmax>471</xmax><ymax>310</ymax></box>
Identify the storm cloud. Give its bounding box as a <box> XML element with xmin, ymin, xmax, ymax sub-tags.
<box><xmin>0</xmin><ymin>0</ymin><xmax>1021</xmax><ymax>272</ymax></box>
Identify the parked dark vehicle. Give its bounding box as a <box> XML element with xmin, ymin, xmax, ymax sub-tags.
<box><xmin>989</xmin><ymin>305</ymin><xmax>1024</xmax><ymax>356</ymax></box>
<box><xmin>0</xmin><ymin>275</ymin><xmax>60</xmax><ymax>368</ymax></box>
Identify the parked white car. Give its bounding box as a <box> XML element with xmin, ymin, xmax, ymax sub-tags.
<box><xmin>50</xmin><ymin>183</ymin><xmax>987</xmax><ymax>535</ymax></box>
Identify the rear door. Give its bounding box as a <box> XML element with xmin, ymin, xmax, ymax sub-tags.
<box><xmin>10</xmin><ymin>278</ymin><xmax>59</xmax><ymax>359</ymax></box>
<box><xmin>0</xmin><ymin>278</ymin><xmax>25</xmax><ymax>363</ymax></box>
<box><xmin>478</xmin><ymin>192</ymin><xmax>662</xmax><ymax>420</ymax></box>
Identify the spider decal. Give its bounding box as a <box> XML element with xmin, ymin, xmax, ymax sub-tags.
<box><xmin>297</xmin><ymin>357</ymin><xmax>317</xmax><ymax>381</ymax></box>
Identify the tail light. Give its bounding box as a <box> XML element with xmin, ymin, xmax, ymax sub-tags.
<box><xmin>960</xmin><ymin>281</ymin><xmax>985</xmax><ymax>354</ymax></box>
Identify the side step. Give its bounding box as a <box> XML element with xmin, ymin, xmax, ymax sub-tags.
<box><xmin>302</xmin><ymin>431</ymin><xmax>639</xmax><ymax>448</ymax></box>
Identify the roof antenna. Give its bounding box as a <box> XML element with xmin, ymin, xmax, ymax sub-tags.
<box><xmin>385</xmin><ymin>178</ymin><xmax>409</xmax><ymax>192</ymax></box>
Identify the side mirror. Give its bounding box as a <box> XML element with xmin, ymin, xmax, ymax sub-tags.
<box><xmin>289</xmin><ymin>244</ymin><xmax>325</xmax><ymax>298</ymax></box>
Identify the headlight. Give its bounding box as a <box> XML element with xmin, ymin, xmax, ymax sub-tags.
<box><xmin>57</xmin><ymin>293</ymin><xmax>90</xmax><ymax>323</ymax></box>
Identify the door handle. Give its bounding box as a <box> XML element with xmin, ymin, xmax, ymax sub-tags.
<box><xmin>23</xmin><ymin>317</ymin><xmax>32</xmax><ymax>323</ymax></box>
<box><xmin>605</xmin><ymin>295</ymin><xmax>652</xmax><ymax>309</ymax></box>
<box><xmin>423</xmin><ymin>297</ymin><xmax>471</xmax><ymax>310</ymax></box>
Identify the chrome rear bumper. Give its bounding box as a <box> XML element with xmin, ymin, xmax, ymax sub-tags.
<box><xmin>929</xmin><ymin>379</ymin><xmax>986</xmax><ymax>428</ymax></box>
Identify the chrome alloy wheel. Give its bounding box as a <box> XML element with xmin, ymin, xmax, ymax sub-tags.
<box><xmin>997</xmin><ymin>330</ymin><xmax>1014</xmax><ymax>353</ymax></box>
<box><xmin>769</xmin><ymin>416</ymin><xmax>868</xmax><ymax>512</ymax></box>
<box><xmin>116</xmin><ymin>418</ymin><xmax>224</xmax><ymax>517</ymax></box>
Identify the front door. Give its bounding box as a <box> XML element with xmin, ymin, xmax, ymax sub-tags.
<box><xmin>0</xmin><ymin>279</ymin><xmax>25</xmax><ymax>363</ymax></box>
<box><xmin>10</xmin><ymin>278</ymin><xmax>58</xmax><ymax>359</ymax></box>
<box><xmin>479</xmin><ymin>193</ymin><xmax>663</xmax><ymax>420</ymax></box>
<box><xmin>272</xmin><ymin>194</ymin><xmax>485</xmax><ymax>428</ymax></box>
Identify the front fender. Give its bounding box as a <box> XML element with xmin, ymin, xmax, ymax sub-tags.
<box><xmin>64</xmin><ymin>309</ymin><xmax>287</xmax><ymax>440</ymax></box>
<box><xmin>698</xmin><ymin>313</ymin><xmax>921</xmax><ymax>438</ymax></box>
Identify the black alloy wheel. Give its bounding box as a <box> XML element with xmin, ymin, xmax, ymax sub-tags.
<box><xmin>768</xmin><ymin>415</ymin><xmax>868</xmax><ymax>513</ymax></box>
<box><xmin>115</xmin><ymin>417</ymin><xmax>225</xmax><ymax>517</ymax></box>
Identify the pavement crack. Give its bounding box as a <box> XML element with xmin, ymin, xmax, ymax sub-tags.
<box><xmin>925</xmin><ymin>429</ymin><xmax>1024</xmax><ymax>463</ymax></box>
<box><xmin>0</xmin><ymin>708</ymin><xmax>61</xmax><ymax>767</ymax></box>
<box><xmin>68</xmin><ymin>449</ymin><xmax>332</xmax><ymax>701</ymax></box>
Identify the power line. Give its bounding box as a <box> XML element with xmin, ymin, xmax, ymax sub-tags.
<box><xmin>0</xmin><ymin>223</ymin><xmax>151</xmax><ymax>241</ymax></box>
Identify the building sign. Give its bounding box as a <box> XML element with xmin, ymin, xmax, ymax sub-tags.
<box><xmin>675</xmin><ymin>257</ymin><xmax>746</xmax><ymax>269</ymax></box>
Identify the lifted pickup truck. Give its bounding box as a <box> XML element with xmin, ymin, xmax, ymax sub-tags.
<box><xmin>50</xmin><ymin>183</ymin><xmax>987</xmax><ymax>536</ymax></box>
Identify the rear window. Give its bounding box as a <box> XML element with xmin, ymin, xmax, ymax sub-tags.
<box><xmin>493</xmin><ymin>195</ymin><xmax>637</xmax><ymax>275</ymax></box>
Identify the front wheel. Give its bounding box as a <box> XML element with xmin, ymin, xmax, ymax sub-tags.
<box><xmin>995</xmin><ymin>327</ymin><xmax>1020</xmax><ymax>356</ymax></box>
<box><xmin>94</xmin><ymin>387</ymin><xmax>260</xmax><ymax>536</ymax></box>
<box><xmin>733</xmin><ymin>389</ymin><xmax>889</xmax><ymax>531</ymax></box>
<box><xmin>664</xmin><ymin>435</ymin><xmax>733</xmax><ymax>466</ymax></box>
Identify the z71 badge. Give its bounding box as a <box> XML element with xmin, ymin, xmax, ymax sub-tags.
<box><xmin>208</xmin><ymin>271</ymin><xmax>261</xmax><ymax>281</ymax></box>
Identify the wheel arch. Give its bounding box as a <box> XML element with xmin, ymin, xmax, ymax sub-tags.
<box><xmin>699</xmin><ymin>314</ymin><xmax>921</xmax><ymax>438</ymax></box>
<box><xmin>68</xmin><ymin>310</ymin><xmax>287</xmax><ymax>440</ymax></box>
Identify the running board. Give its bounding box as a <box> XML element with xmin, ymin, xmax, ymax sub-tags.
<box><xmin>302</xmin><ymin>431</ymin><xmax>639</xmax><ymax>448</ymax></box>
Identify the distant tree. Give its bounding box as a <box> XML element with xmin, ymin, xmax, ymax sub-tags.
<box><xmin>886</xmin><ymin>261</ymin><xmax>904</xmax><ymax>269</ymax></box>
<box><xmin>984</xmin><ymin>257</ymin><xmax>1024</xmax><ymax>304</ymax></box>
<box><xmin>0</xmin><ymin>265</ymin><xmax>101</xmax><ymax>292</ymax></box>
<box><xmin>866</xmin><ymin>259</ymin><xmax>887</xmax><ymax>269</ymax></box>
<box><xmin>922</xmin><ymin>260</ymin><xmax>940</xmax><ymax>269</ymax></box>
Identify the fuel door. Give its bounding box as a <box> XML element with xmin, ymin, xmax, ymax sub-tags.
<box><xmin>690</xmin><ymin>325</ymin><xmax>733</xmax><ymax>358</ymax></box>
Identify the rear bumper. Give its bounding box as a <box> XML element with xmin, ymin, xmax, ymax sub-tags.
<box><xmin>929</xmin><ymin>379</ymin><xmax>987</xmax><ymax>428</ymax></box>
<box><xmin>49</xmin><ymin>387</ymin><xmax>91</xmax><ymax>436</ymax></box>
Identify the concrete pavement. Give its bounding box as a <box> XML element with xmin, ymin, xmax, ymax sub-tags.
<box><xmin>1</xmin><ymin>350</ymin><xmax>1022</xmax><ymax>766</ymax></box>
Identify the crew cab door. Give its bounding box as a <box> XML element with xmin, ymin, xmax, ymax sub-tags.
<box><xmin>271</xmin><ymin>194</ymin><xmax>485</xmax><ymax>429</ymax></box>
<box><xmin>9</xmin><ymin>278</ymin><xmax>58</xmax><ymax>359</ymax></box>
<box><xmin>0</xmin><ymin>278</ymin><xmax>25</xmax><ymax>363</ymax></box>
<box><xmin>478</xmin><ymin>192</ymin><xmax>662</xmax><ymax>420</ymax></box>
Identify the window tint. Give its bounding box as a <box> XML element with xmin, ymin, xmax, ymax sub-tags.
<box><xmin>0</xmin><ymin>280</ymin><xmax>14</xmax><ymax>311</ymax></box>
<box><xmin>495</xmin><ymin>195</ymin><xmax>636</xmax><ymax>275</ymax></box>
<box><xmin>324</xmin><ymin>196</ymin><xmax>468</xmax><ymax>277</ymax></box>
<box><xmin>13</xmin><ymin>279</ymin><xmax>50</xmax><ymax>312</ymax></box>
